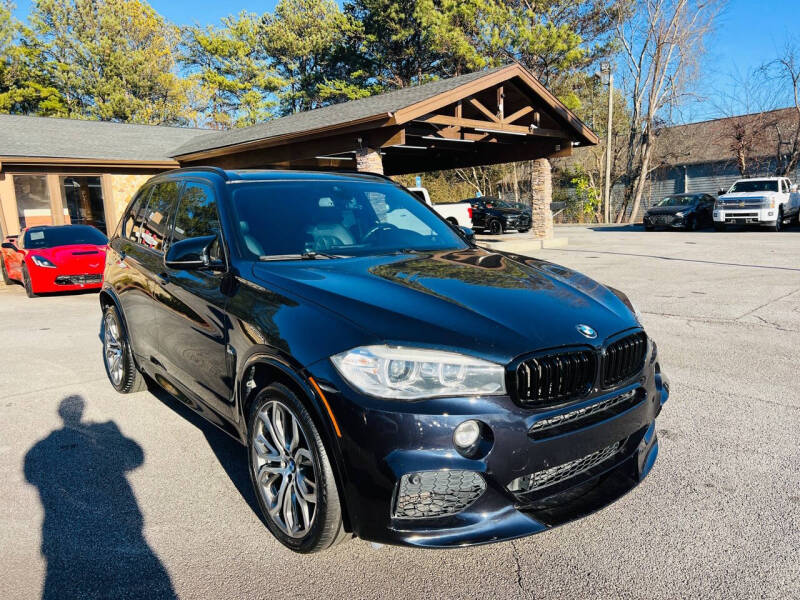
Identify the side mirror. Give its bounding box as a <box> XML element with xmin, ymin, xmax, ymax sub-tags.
<box><xmin>1</xmin><ymin>242</ymin><xmax>17</xmax><ymax>250</ymax></box>
<box><xmin>459</xmin><ymin>226</ymin><xmax>476</xmax><ymax>243</ymax></box>
<box><xmin>165</xmin><ymin>235</ymin><xmax>219</xmax><ymax>270</ymax></box>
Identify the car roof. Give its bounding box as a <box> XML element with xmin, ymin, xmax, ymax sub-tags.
<box><xmin>153</xmin><ymin>167</ymin><xmax>394</xmax><ymax>185</ymax></box>
<box><xmin>734</xmin><ymin>177</ymin><xmax>783</xmax><ymax>181</ymax></box>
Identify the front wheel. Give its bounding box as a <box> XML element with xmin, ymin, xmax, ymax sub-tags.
<box><xmin>248</xmin><ymin>384</ymin><xmax>346</xmax><ymax>553</ymax></box>
<box><xmin>768</xmin><ymin>208</ymin><xmax>784</xmax><ymax>232</ymax></box>
<box><xmin>488</xmin><ymin>220</ymin><xmax>503</xmax><ymax>235</ymax></box>
<box><xmin>21</xmin><ymin>265</ymin><xmax>37</xmax><ymax>298</ymax></box>
<box><xmin>517</xmin><ymin>228</ymin><xmax>530</xmax><ymax>233</ymax></box>
<box><xmin>713</xmin><ymin>223</ymin><xmax>726</xmax><ymax>232</ymax></box>
<box><xmin>102</xmin><ymin>305</ymin><xmax>147</xmax><ymax>393</ymax></box>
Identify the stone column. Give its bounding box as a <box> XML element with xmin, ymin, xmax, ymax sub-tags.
<box><xmin>355</xmin><ymin>147</ymin><xmax>384</xmax><ymax>175</ymax></box>
<box><xmin>530</xmin><ymin>158</ymin><xmax>553</xmax><ymax>239</ymax></box>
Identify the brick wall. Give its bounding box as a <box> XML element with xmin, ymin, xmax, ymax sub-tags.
<box><xmin>530</xmin><ymin>158</ymin><xmax>554</xmax><ymax>239</ymax></box>
<box><xmin>105</xmin><ymin>173</ymin><xmax>153</xmax><ymax>230</ymax></box>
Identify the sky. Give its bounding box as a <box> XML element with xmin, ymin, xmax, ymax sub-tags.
<box><xmin>11</xmin><ymin>0</ymin><xmax>800</xmax><ymax>122</ymax></box>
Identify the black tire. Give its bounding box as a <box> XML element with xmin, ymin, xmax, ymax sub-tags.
<box><xmin>248</xmin><ymin>383</ymin><xmax>346</xmax><ymax>553</ymax></box>
<box><xmin>1</xmin><ymin>259</ymin><xmax>11</xmax><ymax>285</ymax></box>
<box><xmin>714</xmin><ymin>223</ymin><xmax>726</xmax><ymax>232</ymax></box>
<box><xmin>768</xmin><ymin>208</ymin><xmax>784</xmax><ymax>232</ymax></box>
<box><xmin>101</xmin><ymin>304</ymin><xmax>147</xmax><ymax>393</ymax></box>
<box><xmin>687</xmin><ymin>216</ymin><xmax>698</xmax><ymax>231</ymax></box>
<box><xmin>21</xmin><ymin>265</ymin><xmax>37</xmax><ymax>298</ymax></box>
<box><xmin>488</xmin><ymin>219</ymin><xmax>503</xmax><ymax>235</ymax></box>
<box><xmin>517</xmin><ymin>228</ymin><xmax>530</xmax><ymax>233</ymax></box>
<box><xmin>644</xmin><ymin>225</ymin><xmax>654</xmax><ymax>231</ymax></box>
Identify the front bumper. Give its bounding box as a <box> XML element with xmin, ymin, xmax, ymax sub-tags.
<box><xmin>643</xmin><ymin>213</ymin><xmax>687</xmax><ymax>229</ymax></box>
<box><xmin>713</xmin><ymin>207</ymin><xmax>775</xmax><ymax>225</ymax></box>
<box><xmin>28</xmin><ymin>267</ymin><xmax>103</xmax><ymax>293</ymax></box>
<box><xmin>309</xmin><ymin>357</ymin><xmax>669</xmax><ymax>548</ymax></box>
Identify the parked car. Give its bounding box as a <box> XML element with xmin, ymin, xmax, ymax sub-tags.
<box><xmin>643</xmin><ymin>193</ymin><xmax>715</xmax><ymax>231</ymax></box>
<box><xmin>466</xmin><ymin>196</ymin><xmax>531</xmax><ymax>234</ymax></box>
<box><xmin>713</xmin><ymin>177</ymin><xmax>800</xmax><ymax>231</ymax></box>
<box><xmin>406</xmin><ymin>186</ymin><xmax>473</xmax><ymax>228</ymax></box>
<box><xmin>1</xmin><ymin>225</ymin><xmax>108</xmax><ymax>297</ymax></box>
<box><xmin>100</xmin><ymin>168</ymin><xmax>668</xmax><ymax>553</ymax></box>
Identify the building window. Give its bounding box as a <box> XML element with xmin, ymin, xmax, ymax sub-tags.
<box><xmin>61</xmin><ymin>176</ymin><xmax>107</xmax><ymax>232</ymax></box>
<box><xmin>14</xmin><ymin>175</ymin><xmax>52</xmax><ymax>230</ymax></box>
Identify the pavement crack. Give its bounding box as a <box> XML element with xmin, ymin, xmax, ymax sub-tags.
<box><xmin>641</xmin><ymin>310</ymin><xmax>800</xmax><ymax>333</ymax></box>
<box><xmin>510</xmin><ymin>540</ymin><xmax>534</xmax><ymax>599</ymax></box>
<box><xmin>735</xmin><ymin>286</ymin><xmax>800</xmax><ymax>321</ymax></box>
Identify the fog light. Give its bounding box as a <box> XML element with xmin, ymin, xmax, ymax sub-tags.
<box><xmin>454</xmin><ymin>420</ymin><xmax>481</xmax><ymax>448</ymax></box>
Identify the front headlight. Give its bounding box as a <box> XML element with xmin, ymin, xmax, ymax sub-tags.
<box><xmin>674</xmin><ymin>211</ymin><xmax>685</xmax><ymax>218</ymax></box>
<box><xmin>30</xmin><ymin>255</ymin><xmax>56</xmax><ymax>268</ymax></box>
<box><xmin>331</xmin><ymin>345</ymin><xmax>506</xmax><ymax>400</ymax></box>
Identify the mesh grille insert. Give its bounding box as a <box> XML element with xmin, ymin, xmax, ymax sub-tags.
<box><xmin>393</xmin><ymin>470</ymin><xmax>485</xmax><ymax>519</ymax></box>
<box><xmin>507</xmin><ymin>441</ymin><xmax>622</xmax><ymax>496</ymax></box>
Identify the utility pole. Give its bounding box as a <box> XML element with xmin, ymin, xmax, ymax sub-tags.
<box><xmin>601</xmin><ymin>62</ymin><xmax>614</xmax><ymax>224</ymax></box>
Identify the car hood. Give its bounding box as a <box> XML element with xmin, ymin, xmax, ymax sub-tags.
<box><xmin>249</xmin><ymin>248</ymin><xmax>639</xmax><ymax>363</ymax></box>
<box><xmin>646</xmin><ymin>205</ymin><xmax>692</xmax><ymax>216</ymax></box>
<box><xmin>30</xmin><ymin>244</ymin><xmax>106</xmax><ymax>269</ymax></box>
<box><xmin>720</xmin><ymin>192</ymin><xmax>774</xmax><ymax>200</ymax></box>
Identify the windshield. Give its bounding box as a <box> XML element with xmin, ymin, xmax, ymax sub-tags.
<box><xmin>23</xmin><ymin>226</ymin><xmax>108</xmax><ymax>249</ymax></box>
<box><xmin>231</xmin><ymin>180</ymin><xmax>468</xmax><ymax>258</ymax></box>
<box><xmin>728</xmin><ymin>180</ymin><xmax>778</xmax><ymax>193</ymax></box>
<box><xmin>656</xmin><ymin>195</ymin><xmax>696</xmax><ymax>207</ymax></box>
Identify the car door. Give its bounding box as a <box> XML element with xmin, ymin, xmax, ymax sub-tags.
<box><xmin>471</xmin><ymin>201</ymin><xmax>487</xmax><ymax>229</ymax></box>
<box><xmin>701</xmin><ymin>195</ymin><xmax>715</xmax><ymax>225</ymax></box>
<box><xmin>154</xmin><ymin>180</ymin><xmax>233</xmax><ymax>417</ymax></box>
<box><xmin>3</xmin><ymin>234</ymin><xmax>24</xmax><ymax>280</ymax></box>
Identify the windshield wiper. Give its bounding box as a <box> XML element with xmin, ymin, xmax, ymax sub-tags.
<box><xmin>259</xmin><ymin>251</ymin><xmax>344</xmax><ymax>262</ymax></box>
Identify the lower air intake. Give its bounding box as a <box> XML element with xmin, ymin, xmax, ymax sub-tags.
<box><xmin>507</xmin><ymin>441</ymin><xmax>622</xmax><ymax>495</ymax></box>
<box><xmin>393</xmin><ymin>470</ymin><xmax>485</xmax><ymax>519</ymax></box>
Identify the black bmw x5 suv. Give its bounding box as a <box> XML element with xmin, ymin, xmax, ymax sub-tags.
<box><xmin>100</xmin><ymin>168</ymin><xmax>669</xmax><ymax>553</ymax></box>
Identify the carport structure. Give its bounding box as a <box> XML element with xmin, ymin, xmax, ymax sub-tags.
<box><xmin>172</xmin><ymin>63</ymin><xmax>598</xmax><ymax>176</ymax></box>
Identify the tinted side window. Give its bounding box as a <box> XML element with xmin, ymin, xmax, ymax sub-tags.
<box><xmin>140</xmin><ymin>181</ymin><xmax>180</xmax><ymax>252</ymax></box>
<box><xmin>121</xmin><ymin>186</ymin><xmax>152</xmax><ymax>241</ymax></box>
<box><xmin>173</xmin><ymin>182</ymin><xmax>223</xmax><ymax>262</ymax></box>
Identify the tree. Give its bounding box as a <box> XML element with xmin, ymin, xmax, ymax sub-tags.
<box><xmin>344</xmin><ymin>0</ymin><xmax>443</xmax><ymax>89</ymax></box>
<box><xmin>262</xmin><ymin>0</ymin><xmax>373</xmax><ymax>115</ymax></box>
<box><xmin>612</xmin><ymin>0</ymin><xmax>719</xmax><ymax>223</ymax></box>
<box><xmin>17</xmin><ymin>0</ymin><xmax>192</xmax><ymax>124</ymax></box>
<box><xmin>181</xmin><ymin>12</ymin><xmax>281</xmax><ymax>128</ymax></box>
<box><xmin>762</xmin><ymin>41</ymin><xmax>800</xmax><ymax>177</ymax></box>
<box><xmin>0</xmin><ymin>0</ymin><xmax>65</xmax><ymax>115</ymax></box>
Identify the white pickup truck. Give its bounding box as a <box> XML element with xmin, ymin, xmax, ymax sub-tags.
<box><xmin>713</xmin><ymin>177</ymin><xmax>800</xmax><ymax>231</ymax></box>
<box><xmin>407</xmin><ymin>187</ymin><xmax>473</xmax><ymax>228</ymax></box>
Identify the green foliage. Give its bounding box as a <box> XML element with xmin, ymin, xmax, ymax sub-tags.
<box><xmin>262</xmin><ymin>0</ymin><xmax>373</xmax><ymax>114</ymax></box>
<box><xmin>8</xmin><ymin>0</ymin><xmax>193</xmax><ymax>124</ymax></box>
<box><xmin>181</xmin><ymin>12</ymin><xmax>281</xmax><ymax>128</ymax></box>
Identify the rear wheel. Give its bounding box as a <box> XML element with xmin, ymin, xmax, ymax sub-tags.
<box><xmin>488</xmin><ymin>219</ymin><xmax>503</xmax><ymax>235</ymax></box>
<box><xmin>1</xmin><ymin>259</ymin><xmax>11</xmax><ymax>285</ymax></box>
<box><xmin>102</xmin><ymin>305</ymin><xmax>147</xmax><ymax>393</ymax></box>
<box><xmin>714</xmin><ymin>223</ymin><xmax>726</xmax><ymax>232</ymax></box>
<box><xmin>21</xmin><ymin>265</ymin><xmax>37</xmax><ymax>298</ymax></box>
<box><xmin>248</xmin><ymin>383</ymin><xmax>346</xmax><ymax>553</ymax></box>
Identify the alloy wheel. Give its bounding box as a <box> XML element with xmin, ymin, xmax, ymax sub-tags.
<box><xmin>103</xmin><ymin>312</ymin><xmax>124</xmax><ymax>386</ymax></box>
<box><xmin>252</xmin><ymin>400</ymin><xmax>318</xmax><ymax>538</ymax></box>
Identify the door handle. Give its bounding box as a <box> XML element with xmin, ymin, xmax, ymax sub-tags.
<box><xmin>156</xmin><ymin>272</ymin><xmax>170</xmax><ymax>285</ymax></box>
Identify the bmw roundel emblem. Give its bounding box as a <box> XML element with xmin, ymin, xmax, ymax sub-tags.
<box><xmin>576</xmin><ymin>324</ymin><xmax>598</xmax><ymax>339</ymax></box>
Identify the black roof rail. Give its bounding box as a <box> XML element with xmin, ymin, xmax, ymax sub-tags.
<box><xmin>175</xmin><ymin>166</ymin><xmax>230</xmax><ymax>181</ymax></box>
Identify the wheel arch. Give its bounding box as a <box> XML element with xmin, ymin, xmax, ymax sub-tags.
<box><xmin>238</xmin><ymin>355</ymin><xmax>353</xmax><ymax>533</ymax></box>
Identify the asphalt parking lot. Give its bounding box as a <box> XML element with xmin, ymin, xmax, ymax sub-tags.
<box><xmin>1</xmin><ymin>225</ymin><xmax>798</xmax><ymax>600</ymax></box>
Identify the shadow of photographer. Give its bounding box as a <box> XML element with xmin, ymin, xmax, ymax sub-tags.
<box><xmin>23</xmin><ymin>395</ymin><xmax>175</xmax><ymax>600</ymax></box>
